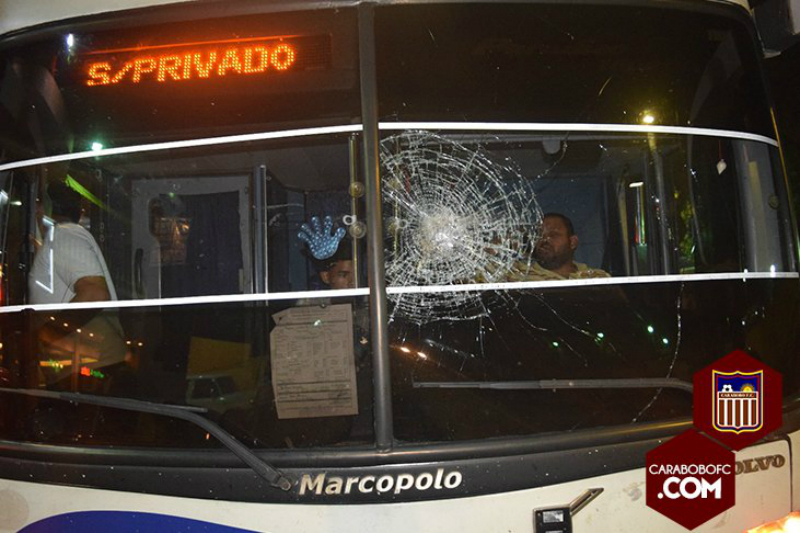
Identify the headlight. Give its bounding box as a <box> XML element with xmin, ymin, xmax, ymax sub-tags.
<box><xmin>746</xmin><ymin>512</ymin><xmax>800</xmax><ymax>533</ymax></box>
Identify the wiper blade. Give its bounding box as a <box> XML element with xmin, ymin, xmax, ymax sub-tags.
<box><xmin>413</xmin><ymin>378</ymin><xmax>693</xmax><ymax>394</ymax></box>
<box><xmin>0</xmin><ymin>387</ymin><xmax>292</xmax><ymax>491</ymax></box>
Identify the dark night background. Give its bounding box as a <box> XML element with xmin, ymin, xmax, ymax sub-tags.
<box><xmin>763</xmin><ymin>19</ymin><xmax>800</xmax><ymax>217</ymax></box>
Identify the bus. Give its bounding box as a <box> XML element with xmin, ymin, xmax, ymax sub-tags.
<box><xmin>0</xmin><ymin>0</ymin><xmax>798</xmax><ymax>531</ymax></box>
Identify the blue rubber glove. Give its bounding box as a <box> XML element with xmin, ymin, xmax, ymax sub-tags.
<box><xmin>298</xmin><ymin>215</ymin><xmax>346</xmax><ymax>260</ymax></box>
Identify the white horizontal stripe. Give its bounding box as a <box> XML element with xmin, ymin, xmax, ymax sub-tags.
<box><xmin>385</xmin><ymin>271</ymin><xmax>797</xmax><ymax>295</ymax></box>
<box><xmin>0</xmin><ymin>288</ymin><xmax>370</xmax><ymax>314</ymax></box>
<box><xmin>0</xmin><ymin>122</ymin><xmax>777</xmax><ymax>173</ymax></box>
<box><xmin>0</xmin><ymin>124</ymin><xmax>363</xmax><ymax>173</ymax></box>
<box><xmin>380</xmin><ymin>122</ymin><xmax>779</xmax><ymax>147</ymax></box>
<box><xmin>0</xmin><ymin>272</ymin><xmax>794</xmax><ymax>314</ymax></box>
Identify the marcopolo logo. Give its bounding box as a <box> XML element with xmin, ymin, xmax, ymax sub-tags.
<box><xmin>646</xmin><ymin>430</ymin><xmax>735</xmax><ymax>530</ymax></box>
<box><xmin>298</xmin><ymin>469</ymin><xmax>463</xmax><ymax>496</ymax></box>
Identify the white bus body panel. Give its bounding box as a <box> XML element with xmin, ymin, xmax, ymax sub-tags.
<box><xmin>0</xmin><ymin>0</ymin><xmax>195</xmax><ymax>37</ymax></box>
<box><xmin>2</xmin><ymin>438</ymin><xmax>791</xmax><ymax>533</ymax></box>
<box><xmin>0</xmin><ymin>0</ymin><xmax>751</xmax><ymax>39</ymax></box>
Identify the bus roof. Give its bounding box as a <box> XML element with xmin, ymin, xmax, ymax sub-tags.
<box><xmin>0</xmin><ymin>0</ymin><xmax>751</xmax><ymax>39</ymax></box>
<box><xmin>0</xmin><ymin>0</ymin><xmax>193</xmax><ymax>37</ymax></box>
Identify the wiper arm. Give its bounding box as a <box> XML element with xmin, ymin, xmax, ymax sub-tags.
<box><xmin>0</xmin><ymin>387</ymin><xmax>293</xmax><ymax>491</ymax></box>
<box><xmin>413</xmin><ymin>377</ymin><xmax>693</xmax><ymax>394</ymax></box>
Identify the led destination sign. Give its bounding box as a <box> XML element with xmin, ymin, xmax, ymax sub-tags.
<box><xmin>84</xmin><ymin>35</ymin><xmax>331</xmax><ymax>87</ymax></box>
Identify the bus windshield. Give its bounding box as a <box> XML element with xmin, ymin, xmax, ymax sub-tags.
<box><xmin>0</xmin><ymin>0</ymin><xmax>796</xmax><ymax>452</ymax></box>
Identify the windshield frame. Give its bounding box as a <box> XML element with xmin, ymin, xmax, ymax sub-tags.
<box><xmin>0</xmin><ymin>0</ymin><xmax>796</xmax><ymax>467</ymax></box>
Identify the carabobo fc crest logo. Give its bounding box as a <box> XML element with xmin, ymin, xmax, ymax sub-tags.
<box><xmin>713</xmin><ymin>370</ymin><xmax>763</xmax><ymax>433</ymax></box>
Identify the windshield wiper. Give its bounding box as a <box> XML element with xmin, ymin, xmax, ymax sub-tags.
<box><xmin>413</xmin><ymin>378</ymin><xmax>693</xmax><ymax>394</ymax></box>
<box><xmin>0</xmin><ymin>387</ymin><xmax>293</xmax><ymax>491</ymax></box>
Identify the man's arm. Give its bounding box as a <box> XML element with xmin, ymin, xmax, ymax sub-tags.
<box><xmin>36</xmin><ymin>226</ymin><xmax>118</xmax><ymax>347</ymax></box>
<box><xmin>37</xmin><ymin>276</ymin><xmax>112</xmax><ymax>346</ymax></box>
<box><xmin>71</xmin><ymin>275</ymin><xmax>111</xmax><ymax>303</ymax></box>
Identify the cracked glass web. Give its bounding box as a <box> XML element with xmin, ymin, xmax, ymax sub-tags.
<box><xmin>381</xmin><ymin>131</ymin><xmax>543</xmax><ymax>323</ymax></box>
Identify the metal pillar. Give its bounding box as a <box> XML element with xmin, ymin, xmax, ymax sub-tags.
<box><xmin>358</xmin><ymin>2</ymin><xmax>393</xmax><ymax>452</ymax></box>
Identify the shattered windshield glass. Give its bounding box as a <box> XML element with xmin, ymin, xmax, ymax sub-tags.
<box><xmin>381</xmin><ymin>131</ymin><xmax>797</xmax><ymax>442</ymax></box>
<box><xmin>382</xmin><ymin>131</ymin><xmax>543</xmax><ymax>323</ymax></box>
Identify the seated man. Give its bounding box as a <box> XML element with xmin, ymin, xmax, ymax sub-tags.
<box><xmin>518</xmin><ymin>212</ymin><xmax>610</xmax><ymax>281</ymax></box>
<box><xmin>262</xmin><ymin>228</ymin><xmax>370</xmax><ymax>444</ymax></box>
<box><xmin>309</xmin><ymin>245</ymin><xmax>369</xmax><ymax>336</ymax></box>
<box><xmin>31</xmin><ymin>180</ymin><xmax>118</xmax><ymax>304</ymax></box>
<box><xmin>30</xmin><ymin>180</ymin><xmax>128</xmax><ymax>390</ymax></box>
<box><xmin>316</xmin><ymin>246</ymin><xmax>355</xmax><ymax>290</ymax></box>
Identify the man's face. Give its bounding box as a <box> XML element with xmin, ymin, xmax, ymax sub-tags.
<box><xmin>321</xmin><ymin>260</ymin><xmax>355</xmax><ymax>290</ymax></box>
<box><xmin>534</xmin><ymin>216</ymin><xmax>577</xmax><ymax>270</ymax></box>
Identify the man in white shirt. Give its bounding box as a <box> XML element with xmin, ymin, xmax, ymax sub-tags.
<box><xmin>30</xmin><ymin>180</ymin><xmax>127</xmax><ymax>382</ymax></box>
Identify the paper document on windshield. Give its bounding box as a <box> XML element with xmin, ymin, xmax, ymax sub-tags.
<box><xmin>270</xmin><ymin>303</ymin><xmax>358</xmax><ymax>419</ymax></box>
